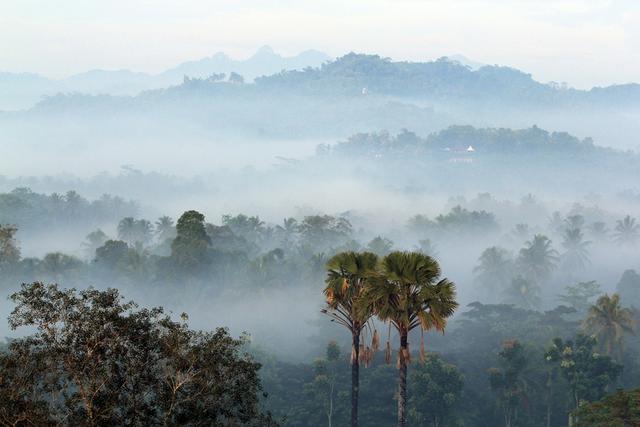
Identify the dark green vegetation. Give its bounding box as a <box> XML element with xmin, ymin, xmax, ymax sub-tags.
<box><xmin>574</xmin><ymin>389</ymin><xmax>640</xmax><ymax>426</ymax></box>
<box><xmin>2</xmin><ymin>179</ymin><xmax>640</xmax><ymax>426</ymax></box>
<box><xmin>0</xmin><ymin>282</ymin><xmax>276</xmax><ymax>426</ymax></box>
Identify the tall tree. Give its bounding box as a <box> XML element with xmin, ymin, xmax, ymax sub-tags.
<box><xmin>583</xmin><ymin>293</ymin><xmax>635</xmax><ymax>361</ymax></box>
<box><xmin>474</xmin><ymin>246</ymin><xmax>513</xmax><ymax>294</ymax></box>
<box><xmin>117</xmin><ymin>217</ymin><xmax>154</xmax><ymax>246</ymax></box>
<box><xmin>366</xmin><ymin>236</ymin><xmax>394</xmax><ymax>256</ymax></box>
<box><xmin>306</xmin><ymin>341</ymin><xmax>342</xmax><ymax>427</ymax></box>
<box><xmin>81</xmin><ymin>229</ymin><xmax>108</xmax><ymax>259</ymax></box>
<box><xmin>0</xmin><ymin>224</ymin><xmax>20</xmax><ymax>273</ymax></box>
<box><xmin>170</xmin><ymin>210</ymin><xmax>212</xmax><ymax>274</ymax></box>
<box><xmin>488</xmin><ymin>339</ymin><xmax>529</xmax><ymax>427</ymax></box>
<box><xmin>363</xmin><ymin>251</ymin><xmax>458</xmax><ymax>427</ymax></box>
<box><xmin>155</xmin><ymin>216</ymin><xmax>176</xmax><ymax>242</ymax></box>
<box><xmin>408</xmin><ymin>353</ymin><xmax>464</xmax><ymax>427</ymax></box>
<box><xmin>323</xmin><ymin>251</ymin><xmax>379</xmax><ymax>427</ymax></box>
<box><xmin>560</xmin><ymin>228</ymin><xmax>591</xmax><ymax>274</ymax></box>
<box><xmin>557</xmin><ymin>281</ymin><xmax>601</xmax><ymax>314</ymax></box>
<box><xmin>1</xmin><ymin>282</ymin><xmax>276</xmax><ymax>426</ymax></box>
<box><xmin>517</xmin><ymin>234</ymin><xmax>557</xmax><ymax>285</ymax></box>
<box><xmin>545</xmin><ymin>334</ymin><xmax>621</xmax><ymax>426</ymax></box>
<box><xmin>616</xmin><ymin>270</ymin><xmax>640</xmax><ymax>309</ymax></box>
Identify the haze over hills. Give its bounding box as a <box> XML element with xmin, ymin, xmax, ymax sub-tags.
<box><xmin>3</xmin><ymin>52</ymin><xmax>638</xmax><ymax>161</ymax></box>
<box><xmin>0</xmin><ymin>46</ymin><xmax>331</xmax><ymax>110</ymax></box>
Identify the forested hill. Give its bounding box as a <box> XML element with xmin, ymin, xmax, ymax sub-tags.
<box><xmin>323</xmin><ymin>125</ymin><xmax>600</xmax><ymax>157</ymax></box>
<box><xmin>4</xmin><ymin>54</ymin><xmax>639</xmax><ymax>150</ymax></box>
<box><xmin>256</xmin><ymin>53</ymin><xmax>640</xmax><ymax>106</ymax></box>
<box><xmin>28</xmin><ymin>53</ymin><xmax>640</xmax><ymax>108</ymax></box>
<box><xmin>310</xmin><ymin>126</ymin><xmax>640</xmax><ymax>195</ymax></box>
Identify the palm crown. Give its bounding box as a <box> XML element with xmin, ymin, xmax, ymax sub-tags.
<box><xmin>363</xmin><ymin>251</ymin><xmax>458</xmax><ymax>335</ymax></box>
<box><xmin>323</xmin><ymin>251</ymin><xmax>379</xmax><ymax>329</ymax></box>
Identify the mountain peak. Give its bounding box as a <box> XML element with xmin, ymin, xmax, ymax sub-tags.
<box><xmin>254</xmin><ymin>45</ymin><xmax>277</xmax><ymax>57</ymax></box>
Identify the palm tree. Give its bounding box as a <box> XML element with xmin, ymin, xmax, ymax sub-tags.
<box><xmin>362</xmin><ymin>251</ymin><xmax>458</xmax><ymax>427</ymax></box>
<box><xmin>322</xmin><ymin>251</ymin><xmax>379</xmax><ymax>427</ymax></box>
<box><xmin>517</xmin><ymin>235</ymin><xmax>557</xmax><ymax>284</ymax></box>
<box><xmin>560</xmin><ymin>228</ymin><xmax>591</xmax><ymax>273</ymax></box>
<box><xmin>155</xmin><ymin>216</ymin><xmax>176</xmax><ymax>242</ymax></box>
<box><xmin>117</xmin><ymin>217</ymin><xmax>137</xmax><ymax>244</ymax></box>
<box><xmin>276</xmin><ymin>217</ymin><xmax>299</xmax><ymax>247</ymax></box>
<box><xmin>474</xmin><ymin>246</ymin><xmax>513</xmax><ymax>294</ymax></box>
<box><xmin>583</xmin><ymin>293</ymin><xmax>635</xmax><ymax>361</ymax></box>
<box><xmin>614</xmin><ymin>215</ymin><xmax>639</xmax><ymax>246</ymax></box>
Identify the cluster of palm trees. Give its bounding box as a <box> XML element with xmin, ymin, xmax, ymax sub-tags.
<box><xmin>322</xmin><ymin>251</ymin><xmax>458</xmax><ymax>427</ymax></box>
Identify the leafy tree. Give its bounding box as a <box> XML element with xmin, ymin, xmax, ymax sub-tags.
<box><xmin>558</xmin><ymin>281</ymin><xmax>602</xmax><ymax>315</ymax></box>
<box><xmin>0</xmin><ymin>340</ymin><xmax>54</xmax><ymax>426</ymax></box>
<box><xmin>363</xmin><ymin>251</ymin><xmax>458</xmax><ymax>427</ymax></box>
<box><xmin>613</xmin><ymin>215</ymin><xmax>639</xmax><ymax>246</ymax></box>
<box><xmin>39</xmin><ymin>252</ymin><xmax>83</xmax><ymax>283</ymax></box>
<box><xmin>574</xmin><ymin>389</ymin><xmax>640</xmax><ymax>427</ymax></box>
<box><xmin>170</xmin><ymin>210</ymin><xmax>212</xmax><ymax>274</ymax></box>
<box><xmin>299</xmin><ymin>215</ymin><xmax>352</xmax><ymax>251</ymax></box>
<box><xmin>545</xmin><ymin>334</ymin><xmax>622</xmax><ymax>425</ymax></box>
<box><xmin>95</xmin><ymin>239</ymin><xmax>132</xmax><ymax>267</ymax></box>
<box><xmin>305</xmin><ymin>341</ymin><xmax>343</xmax><ymax>427</ymax></box>
<box><xmin>0</xmin><ymin>188</ymin><xmax>136</xmax><ymax>233</ymax></box>
<box><xmin>0</xmin><ymin>224</ymin><xmax>20</xmax><ymax>273</ymax></box>
<box><xmin>1</xmin><ymin>282</ymin><xmax>276</xmax><ymax>426</ymax></box>
<box><xmin>81</xmin><ymin>229</ymin><xmax>108</xmax><ymax>259</ymax></box>
<box><xmin>583</xmin><ymin>294</ymin><xmax>635</xmax><ymax>361</ymax></box>
<box><xmin>323</xmin><ymin>251</ymin><xmax>379</xmax><ymax>427</ymax></box>
<box><xmin>517</xmin><ymin>235</ymin><xmax>557</xmax><ymax>285</ymax></box>
<box><xmin>366</xmin><ymin>236</ymin><xmax>394</xmax><ymax>256</ymax></box>
<box><xmin>222</xmin><ymin>214</ymin><xmax>266</xmax><ymax>245</ymax></box>
<box><xmin>616</xmin><ymin>270</ymin><xmax>640</xmax><ymax>309</ymax></box>
<box><xmin>434</xmin><ymin>205</ymin><xmax>498</xmax><ymax>235</ymax></box>
<box><xmin>488</xmin><ymin>339</ymin><xmax>529</xmax><ymax>427</ymax></box>
<box><xmin>408</xmin><ymin>353</ymin><xmax>464</xmax><ymax>427</ymax></box>
<box><xmin>94</xmin><ymin>239</ymin><xmax>144</xmax><ymax>280</ymax></box>
<box><xmin>206</xmin><ymin>223</ymin><xmax>256</xmax><ymax>255</ymax></box>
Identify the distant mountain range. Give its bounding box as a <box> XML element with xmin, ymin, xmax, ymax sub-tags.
<box><xmin>3</xmin><ymin>52</ymin><xmax>639</xmax><ymax>151</ymax></box>
<box><xmin>0</xmin><ymin>46</ymin><xmax>331</xmax><ymax>110</ymax></box>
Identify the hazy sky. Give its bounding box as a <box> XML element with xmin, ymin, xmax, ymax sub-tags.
<box><xmin>1</xmin><ymin>0</ymin><xmax>638</xmax><ymax>88</ymax></box>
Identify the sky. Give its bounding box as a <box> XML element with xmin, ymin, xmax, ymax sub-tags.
<box><xmin>1</xmin><ymin>0</ymin><xmax>639</xmax><ymax>89</ymax></box>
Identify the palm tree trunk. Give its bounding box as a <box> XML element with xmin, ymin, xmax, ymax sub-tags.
<box><xmin>398</xmin><ymin>329</ymin><xmax>408</xmax><ymax>427</ymax></box>
<box><xmin>351</xmin><ymin>330</ymin><xmax>360</xmax><ymax>427</ymax></box>
<box><xmin>546</xmin><ymin>370</ymin><xmax>552</xmax><ymax>427</ymax></box>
